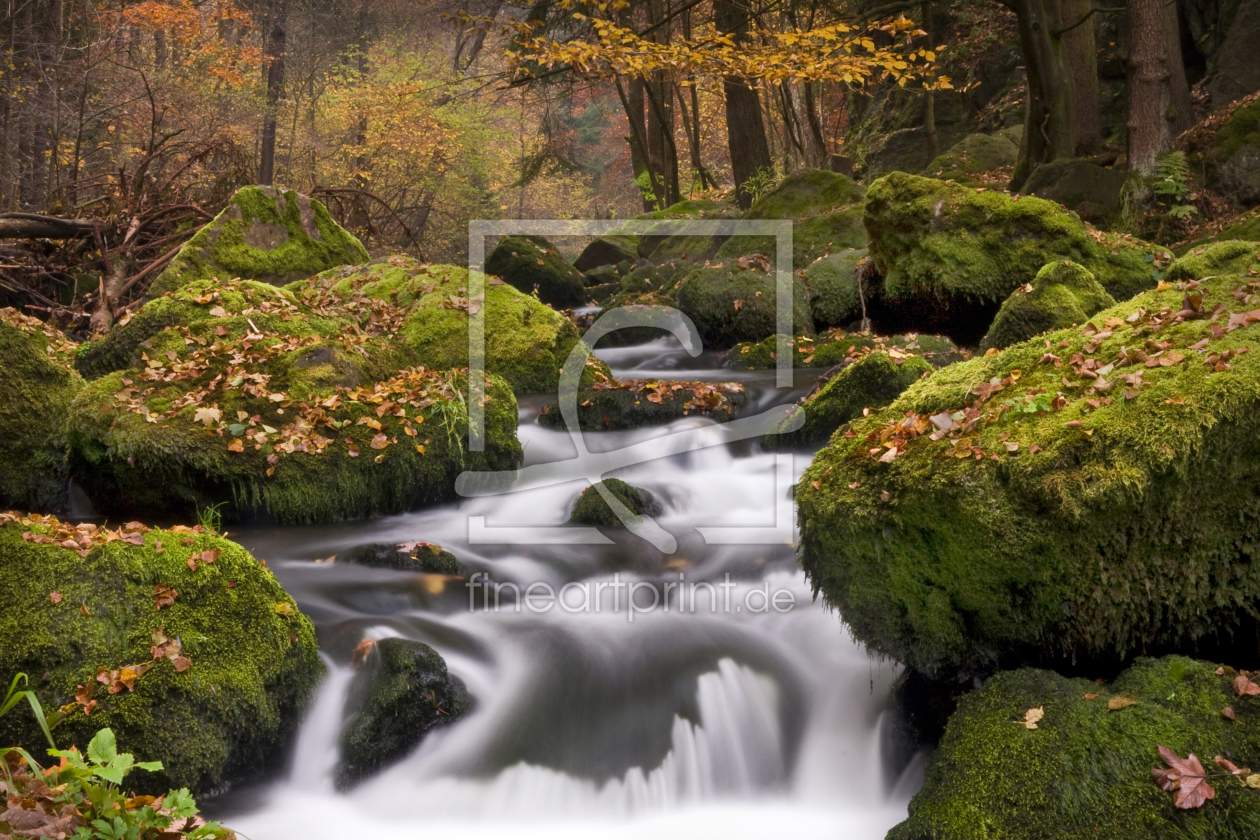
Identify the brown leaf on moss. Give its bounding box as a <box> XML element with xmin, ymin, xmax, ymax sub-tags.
<box><xmin>1222</xmin><ymin>706</ymin><xmax>1238</xmax><ymax>721</ymax></box>
<box><xmin>1234</xmin><ymin>675</ymin><xmax>1260</xmax><ymax>696</ymax></box>
<box><xmin>154</xmin><ymin>584</ymin><xmax>178</xmax><ymax>609</ymax></box>
<box><xmin>1152</xmin><ymin>746</ymin><xmax>1215</xmax><ymax>809</ymax></box>
<box><xmin>49</xmin><ymin>591</ymin><xmax>62</xmax><ymax>604</ymax></box>
<box><xmin>1107</xmin><ymin>696</ymin><xmax>1137</xmax><ymax>710</ymax></box>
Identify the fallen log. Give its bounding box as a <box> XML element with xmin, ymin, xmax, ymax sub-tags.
<box><xmin>0</xmin><ymin>213</ymin><xmax>96</xmax><ymax>239</ymax></box>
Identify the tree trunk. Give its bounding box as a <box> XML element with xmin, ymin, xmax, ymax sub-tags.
<box><xmin>1127</xmin><ymin>0</ymin><xmax>1172</xmax><ymax>177</ymax></box>
<box><xmin>1163</xmin><ymin>0</ymin><xmax>1194</xmax><ymax>136</ymax></box>
<box><xmin>921</xmin><ymin>0</ymin><xmax>938</xmax><ymax>163</ymax></box>
<box><xmin>0</xmin><ymin>213</ymin><xmax>95</xmax><ymax>239</ymax></box>
<box><xmin>258</xmin><ymin>0</ymin><xmax>289</xmax><ymax>186</ymax></box>
<box><xmin>715</xmin><ymin>0</ymin><xmax>772</xmax><ymax>209</ymax></box>
<box><xmin>1061</xmin><ymin>0</ymin><xmax>1102</xmax><ymax>154</ymax></box>
<box><xmin>1004</xmin><ymin>0</ymin><xmax>1076</xmax><ymax>190</ymax></box>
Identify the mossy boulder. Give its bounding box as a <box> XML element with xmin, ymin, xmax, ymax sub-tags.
<box><xmin>67</xmin><ymin>280</ymin><xmax>522</xmax><ymax>524</ymax></box>
<box><xmin>804</xmin><ymin>248</ymin><xmax>870</xmax><ymax>328</ymax></box>
<box><xmin>288</xmin><ymin>259</ymin><xmax>582</xmax><ymax>394</ymax></box>
<box><xmin>922</xmin><ymin>132</ymin><xmax>1021</xmax><ymax>184</ymax></box>
<box><xmin>716</xmin><ymin>171</ymin><xmax>868</xmax><ymax>270</ymax></box>
<box><xmin>0</xmin><ymin>310</ymin><xmax>83</xmax><ymax>511</ymax></box>
<box><xmin>574</xmin><ymin>235</ymin><xmax>638</xmax><ymax>272</ymax></box>
<box><xmin>729</xmin><ymin>331</ymin><xmax>965</xmax><ymax>371</ymax></box>
<box><xmin>1022</xmin><ymin>158</ymin><xmax>1127</xmax><ymax>221</ymax></box>
<box><xmin>568</xmin><ymin>478</ymin><xmax>662</xmax><ymax>527</ymax></box>
<box><xmin>340</xmin><ymin>540</ymin><xmax>466</xmax><ymax>575</ymax></box>
<box><xmin>863</xmin><ymin>172</ymin><xmax>1168</xmax><ymax>343</ymax></box>
<box><xmin>484</xmin><ymin>235</ymin><xmax>587</xmax><ymax>308</ymax></box>
<box><xmin>537</xmin><ymin>378</ymin><xmax>747</xmax><ymax>431</ymax></box>
<box><xmin>674</xmin><ymin>262</ymin><xmax>814</xmax><ymax>348</ymax></box>
<box><xmin>0</xmin><ymin>513</ymin><xmax>323</xmax><ymax>795</ymax></box>
<box><xmin>980</xmin><ymin>260</ymin><xmax>1116</xmax><ymax>350</ymax></box>
<box><xmin>891</xmin><ymin>656</ymin><xmax>1260</xmax><ymax>840</ymax></box>
<box><xmin>335</xmin><ymin>638</ymin><xmax>469</xmax><ymax>789</ymax></box>
<box><xmin>766</xmin><ymin>351</ymin><xmax>932</xmax><ymax>449</ymax></box>
<box><xmin>797</xmin><ymin>271</ymin><xmax>1260</xmax><ymax>679</ymax></box>
<box><xmin>1164</xmin><ymin>240</ymin><xmax>1260</xmax><ymax>282</ymax></box>
<box><xmin>1185</xmin><ymin>95</ymin><xmax>1260</xmax><ymax>207</ymax></box>
<box><xmin>148</xmin><ymin>186</ymin><xmax>369</xmax><ymax>298</ymax></box>
<box><xmin>633</xmin><ymin>199</ymin><xmax>735</xmax><ymax>262</ymax></box>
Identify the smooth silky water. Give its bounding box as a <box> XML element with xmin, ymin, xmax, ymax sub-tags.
<box><xmin>207</xmin><ymin>337</ymin><xmax>926</xmax><ymax>839</ymax></box>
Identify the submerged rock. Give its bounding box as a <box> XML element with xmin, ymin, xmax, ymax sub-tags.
<box><xmin>485</xmin><ymin>235</ymin><xmax>587</xmax><ymax>308</ymax></box>
<box><xmin>766</xmin><ymin>351</ymin><xmax>932</xmax><ymax>449</ymax></box>
<box><xmin>0</xmin><ymin>513</ymin><xmax>323</xmax><ymax>795</ymax></box>
<box><xmin>537</xmin><ymin>378</ymin><xmax>747</xmax><ymax>431</ymax></box>
<box><xmin>340</xmin><ymin>540</ymin><xmax>466</xmax><ymax>575</ymax></box>
<box><xmin>980</xmin><ymin>260</ymin><xmax>1115</xmax><ymax>350</ymax></box>
<box><xmin>68</xmin><ymin>279</ymin><xmax>522</xmax><ymax>524</ymax></box>
<box><xmin>863</xmin><ymin>173</ymin><xmax>1167</xmax><ymax>343</ymax></box>
<box><xmin>674</xmin><ymin>262</ymin><xmax>814</xmax><ymax>348</ymax></box>
<box><xmin>148</xmin><ymin>186</ymin><xmax>369</xmax><ymax>298</ymax></box>
<box><xmin>891</xmin><ymin>657</ymin><xmax>1260</xmax><ymax>840</ymax></box>
<box><xmin>0</xmin><ymin>309</ymin><xmax>83</xmax><ymax>512</ymax></box>
<box><xmin>336</xmin><ymin>638</ymin><xmax>469</xmax><ymax>789</ymax></box>
<box><xmin>569</xmin><ymin>478</ymin><xmax>662</xmax><ymax>527</ymax></box>
<box><xmin>797</xmin><ymin>271</ymin><xmax>1260</xmax><ymax>678</ymax></box>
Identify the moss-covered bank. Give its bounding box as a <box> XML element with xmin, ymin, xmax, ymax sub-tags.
<box><xmin>0</xmin><ymin>513</ymin><xmax>323</xmax><ymax>795</ymax></box>
<box><xmin>797</xmin><ymin>271</ymin><xmax>1260</xmax><ymax>678</ymax></box>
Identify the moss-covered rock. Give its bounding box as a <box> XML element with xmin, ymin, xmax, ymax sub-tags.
<box><xmin>1022</xmin><ymin>158</ymin><xmax>1127</xmax><ymax>220</ymax></box>
<box><xmin>574</xmin><ymin>235</ymin><xmax>638</xmax><ymax>272</ymax></box>
<box><xmin>288</xmin><ymin>259</ymin><xmax>582</xmax><ymax>394</ymax></box>
<box><xmin>484</xmin><ymin>235</ymin><xmax>587</xmax><ymax>308</ymax></box>
<box><xmin>537</xmin><ymin>378</ymin><xmax>747</xmax><ymax>431</ymax></box>
<box><xmin>568</xmin><ymin>478</ymin><xmax>662</xmax><ymax>527</ymax></box>
<box><xmin>980</xmin><ymin>261</ymin><xmax>1116</xmax><ymax>350</ymax></box>
<box><xmin>674</xmin><ymin>262</ymin><xmax>814</xmax><ymax>348</ymax></box>
<box><xmin>864</xmin><ymin>173</ymin><xmax>1168</xmax><ymax>343</ymax></box>
<box><xmin>891</xmin><ymin>656</ymin><xmax>1260</xmax><ymax>840</ymax></box>
<box><xmin>340</xmin><ymin>540</ymin><xmax>466</xmax><ymax>575</ymax></box>
<box><xmin>716</xmin><ymin>170</ymin><xmax>868</xmax><ymax>270</ymax></box>
<box><xmin>922</xmin><ymin>132</ymin><xmax>1021</xmax><ymax>184</ymax></box>
<box><xmin>68</xmin><ymin>280</ymin><xmax>522</xmax><ymax>524</ymax></box>
<box><xmin>804</xmin><ymin>248</ymin><xmax>870</xmax><ymax>328</ymax></box>
<box><xmin>0</xmin><ymin>310</ymin><xmax>83</xmax><ymax>511</ymax></box>
<box><xmin>1164</xmin><ymin>240</ymin><xmax>1260</xmax><ymax>282</ymax></box>
<box><xmin>634</xmin><ymin>198</ymin><xmax>735</xmax><ymax>262</ymax></box>
<box><xmin>0</xmin><ymin>512</ymin><xmax>323</xmax><ymax>795</ymax></box>
<box><xmin>336</xmin><ymin>638</ymin><xmax>468</xmax><ymax>789</ymax></box>
<box><xmin>729</xmin><ymin>330</ymin><xmax>965</xmax><ymax>371</ymax></box>
<box><xmin>1185</xmin><ymin>94</ymin><xmax>1260</xmax><ymax>207</ymax></box>
<box><xmin>148</xmin><ymin>186</ymin><xmax>369</xmax><ymax>298</ymax></box>
<box><xmin>797</xmin><ymin>271</ymin><xmax>1260</xmax><ymax>678</ymax></box>
<box><xmin>766</xmin><ymin>351</ymin><xmax>932</xmax><ymax>449</ymax></box>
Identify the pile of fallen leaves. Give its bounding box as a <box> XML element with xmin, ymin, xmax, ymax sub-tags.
<box><xmin>0</xmin><ymin>307</ymin><xmax>78</xmax><ymax>364</ymax></box>
<box><xmin>587</xmin><ymin>377</ymin><xmax>745</xmax><ymax>416</ymax></box>
<box><xmin>0</xmin><ymin>513</ymin><xmax>209</xmax><ymax>559</ymax></box>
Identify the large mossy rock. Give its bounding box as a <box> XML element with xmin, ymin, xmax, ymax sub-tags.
<box><xmin>1185</xmin><ymin>95</ymin><xmax>1260</xmax><ymax>207</ymax></box>
<box><xmin>863</xmin><ymin>173</ymin><xmax>1167</xmax><ymax>343</ymax></box>
<box><xmin>980</xmin><ymin>260</ymin><xmax>1116</xmax><ymax>350</ymax></box>
<box><xmin>0</xmin><ymin>513</ymin><xmax>323</xmax><ymax>795</ymax></box>
<box><xmin>148</xmin><ymin>186</ymin><xmax>369</xmax><ymax>298</ymax></box>
<box><xmin>730</xmin><ymin>331</ymin><xmax>965</xmax><ymax>372</ymax></box>
<box><xmin>336</xmin><ymin>638</ymin><xmax>468</xmax><ymax>789</ymax></box>
<box><xmin>574</xmin><ymin>235</ymin><xmax>638</xmax><ymax>272</ymax></box>
<box><xmin>68</xmin><ymin>279</ymin><xmax>522</xmax><ymax>524</ymax></box>
<box><xmin>0</xmin><ymin>310</ymin><xmax>83</xmax><ymax>512</ymax></box>
<box><xmin>766</xmin><ymin>351</ymin><xmax>932</xmax><ymax>449</ymax></box>
<box><xmin>538</xmin><ymin>378</ymin><xmax>747</xmax><ymax>431</ymax></box>
<box><xmin>287</xmin><ymin>259</ymin><xmax>581</xmax><ymax>394</ymax></box>
<box><xmin>569</xmin><ymin>478</ymin><xmax>662</xmax><ymax>527</ymax></box>
<box><xmin>804</xmin><ymin>248</ymin><xmax>870</xmax><ymax>328</ymax></box>
<box><xmin>484</xmin><ymin>235</ymin><xmax>587</xmax><ymax>308</ymax></box>
<box><xmin>340</xmin><ymin>540</ymin><xmax>466</xmax><ymax>576</ymax></box>
<box><xmin>797</xmin><ymin>271</ymin><xmax>1260</xmax><ymax>679</ymax></box>
<box><xmin>716</xmin><ymin>170</ymin><xmax>868</xmax><ymax>270</ymax></box>
<box><xmin>1023</xmin><ymin>158</ymin><xmax>1127</xmax><ymax>220</ymax></box>
<box><xmin>1165</xmin><ymin>240</ymin><xmax>1260</xmax><ymax>282</ymax></box>
<box><xmin>891</xmin><ymin>656</ymin><xmax>1260</xmax><ymax>840</ymax></box>
<box><xmin>674</xmin><ymin>262</ymin><xmax>814</xmax><ymax>348</ymax></box>
<box><xmin>633</xmin><ymin>199</ymin><xmax>735</xmax><ymax>263</ymax></box>
<box><xmin>922</xmin><ymin>132</ymin><xmax>1021</xmax><ymax>184</ymax></box>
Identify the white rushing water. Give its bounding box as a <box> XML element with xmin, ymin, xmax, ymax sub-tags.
<box><xmin>216</xmin><ymin>341</ymin><xmax>924</xmax><ymax>840</ymax></box>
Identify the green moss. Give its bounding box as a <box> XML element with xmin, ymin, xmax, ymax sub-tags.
<box><xmin>797</xmin><ymin>271</ymin><xmax>1260</xmax><ymax>678</ymax></box>
<box><xmin>730</xmin><ymin>331</ymin><xmax>965</xmax><ymax>371</ymax></box>
<box><xmin>574</xmin><ymin>235</ymin><xmax>639</xmax><ymax>272</ymax></box>
<box><xmin>981</xmin><ymin>261</ymin><xmax>1116</xmax><ymax>350</ymax></box>
<box><xmin>922</xmin><ymin>133</ymin><xmax>1021</xmax><ymax>184</ymax></box>
<box><xmin>891</xmin><ymin>657</ymin><xmax>1260</xmax><ymax>840</ymax></box>
<box><xmin>484</xmin><ymin>235</ymin><xmax>587</xmax><ymax>308</ymax></box>
<box><xmin>632</xmin><ymin>199</ymin><xmax>736</xmax><ymax>263</ymax></box>
<box><xmin>674</xmin><ymin>262</ymin><xmax>814</xmax><ymax>348</ymax></box>
<box><xmin>767</xmin><ymin>352</ymin><xmax>932</xmax><ymax>449</ymax></box>
<box><xmin>864</xmin><ymin>173</ymin><xmax>1168</xmax><ymax>342</ymax></box>
<box><xmin>746</xmin><ymin>170</ymin><xmax>866</xmax><ymax>219</ymax></box>
<box><xmin>0</xmin><ymin>311</ymin><xmax>83</xmax><ymax>512</ymax></box>
<box><xmin>340</xmin><ymin>541</ymin><xmax>466</xmax><ymax>575</ymax></box>
<box><xmin>148</xmin><ymin>187</ymin><xmax>368</xmax><ymax>298</ymax></box>
<box><xmin>288</xmin><ymin>259</ymin><xmax>581</xmax><ymax>394</ymax></box>
<box><xmin>537</xmin><ymin>379</ymin><xmax>747</xmax><ymax>431</ymax></box>
<box><xmin>804</xmin><ymin>249</ymin><xmax>870</xmax><ymax>327</ymax></box>
<box><xmin>568</xmin><ymin>478</ymin><xmax>662</xmax><ymax>526</ymax></box>
<box><xmin>0</xmin><ymin>515</ymin><xmax>323</xmax><ymax>795</ymax></box>
<box><xmin>1165</xmin><ymin>240</ymin><xmax>1260</xmax><ymax>282</ymax></box>
<box><xmin>335</xmin><ymin>638</ymin><xmax>468</xmax><ymax>789</ymax></box>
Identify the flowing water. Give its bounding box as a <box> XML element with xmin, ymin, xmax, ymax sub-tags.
<box><xmin>208</xmin><ymin>337</ymin><xmax>926</xmax><ymax>839</ymax></box>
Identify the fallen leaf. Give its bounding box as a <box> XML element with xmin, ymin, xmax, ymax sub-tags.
<box><xmin>193</xmin><ymin>406</ymin><xmax>222</xmax><ymax>427</ymax></box>
<box><xmin>1215</xmin><ymin>755</ymin><xmax>1251</xmax><ymax>776</ymax></box>
<box><xmin>351</xmin><ymin>638</ymin><xmax>377</xmax><ymax>668</ymax></box>
<box><xmin>1222</xmin><ymin>706</ymin><xmax>1237</xmax><ymax>721</ymax></box>
<box><xmin>1108</xmin><ymin>696</ymin><xmax>1137</xmax><ymax>710</ymax></box>
<box><xmin>50</xmin><ymin>591</ymin><xmax>63</xmax><ymax>604</ymax></box>
<box><xmin>1235</xmin><ymin>675</ymin><xmax>1260</xmax><ymax>696</ymax></box>
<box><xmin>154</xmin><ymin>584</ymin><xmax>178</xmax><ymax>609</ymax></box>
<box><xmin>1023</xmin><ymin>706</ymin><xmax>1045</xmax><ymax>729</ymax></box>
<box><xmin>1152</xmin><ymin>745</ymin><xmax>1215</xmax><ymax>809</ymax></box>
<box><xmin>171</xmin><ymin>656</ymin><xmax>192</xmax><ymax>673</ymax></box>
<box><xmin>1083</xmin><ymin>693</ymin><xmax>1099</xmax><ymax>700</ymax></box>
<box><xmin>275</xmin><ymin>602</ymin><xmax>296</xmax><ymax>617</ymax></box>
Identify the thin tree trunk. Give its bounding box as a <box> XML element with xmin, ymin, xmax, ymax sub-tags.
<box><xmin>258</xmin><ymin>0</ymin><xmax>288</xmax><ymax>186</ymax></box>
<box><xmin>1127</xmin><ymin>0</ymin><xmax>1172</xmax><ymax>177</ymax></box>
<box><xmin>1163</xmin><ymin>0</ymin><xmax>1194</xmax><ymax>136</ymax></box>
<box><xmin>715</xmin><ymin>0</ymin><xmax>771</xmax><ymax>209</ymax></box>
<box><xmin>921</xmin><ymin>0</ymin><xmax>938</xmax><ymax>163</ymax></box>
<box><xmin>1062</xmin><ymin>0</ymin><xmax>1102</xmax><ymax>154</ymax></box>
<box><xmin>1004</xmin><ymin>0</ymin><xmax>1076</xmax><ymax>190</ymax></box>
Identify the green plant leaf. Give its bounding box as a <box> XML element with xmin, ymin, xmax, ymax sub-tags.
<box><xmin>134</xmin><ymin>760</ymin><xmax>163</xmax><ymax>773</ymax></box>
<box><xmin>93</xmin><ymin>764</ymin><xmax>125</xmax><ymax>785</ymax></box>
<box><xmin>165</xmin><ymin>787</ymin><xmax>198</xmax><ymax>819</ymax></box>
<box><xmin>87</xmin><ymin>728</ymin><xmax>118</xmax><ymax>766</ymax></box>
